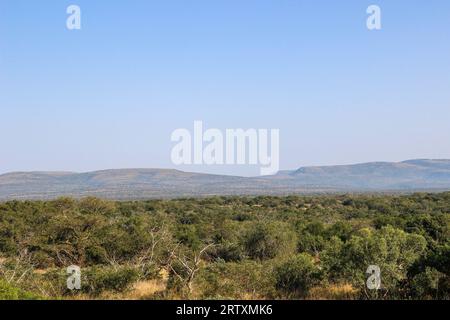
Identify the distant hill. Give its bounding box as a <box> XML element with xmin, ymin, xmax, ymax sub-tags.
<box><xmin>1</xmin><ymin>159</ymin><xmax>450</xmax><ymax>200</ymax></box>
<box><xmin>275</xmin><ymin>159</ymin><xmax>450</xmax><ymax>189</ymax></box>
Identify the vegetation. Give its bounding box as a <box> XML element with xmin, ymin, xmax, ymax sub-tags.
<box><xmin>0</xmin><ymin>192</ymin><xmax>449</xmax><ymax>300</ymax></box>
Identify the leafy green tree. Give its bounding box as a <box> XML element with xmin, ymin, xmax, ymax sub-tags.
<box><xmin>322</xmin><ymin>226</ymin><xmax>427</xmax><ymax>298</ymax></box>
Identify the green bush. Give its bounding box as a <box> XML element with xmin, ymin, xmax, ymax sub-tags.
<box><xmin>198</xmin><ymin>261</ymin><xmax>276</xmax><ymax>299</ymax></box>
<box><xmin>321</xmin><ymin>226</ymin><xmax>428</xmax><ymax>297</ymax></box>
<box><xmin>244</xmin><ymin>222</ymin><xmax>297</xmax><ymax>260</ymax></box>
<box><xmin>0</xmin><ymin>279</ymin><xmax>42</xmax><ymax>300</ymax></box>
<box><xmin>274</xmin><ymin>253</ymin><xmax>320</xmax><ymax>298</ymax></box>
<box><xmin>82</xmin><ymin>266</ymin><xmax>139</xmax><ymax>295</ymax></box>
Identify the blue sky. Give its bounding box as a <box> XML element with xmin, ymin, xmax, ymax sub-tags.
<box><xmin>1</xmin><ymin>0</ymin><xmax>449</xmax><ymax>176</ymax></box>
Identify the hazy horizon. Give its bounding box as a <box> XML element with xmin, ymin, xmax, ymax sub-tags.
<box><xmin>1</xmin><ymin>158</ymin><xmax>450</xmax><ymax>178</ymax></box>
<box><xmin>1</xmin><ymin>0</ymin><xmax>450</xmax><ymax>176</ymax></box>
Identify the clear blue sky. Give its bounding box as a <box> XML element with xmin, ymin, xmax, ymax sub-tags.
<box><xmin>1</xmin><ymin>0</ymin><xmax>449</xmax><ymax>176</ymax></box>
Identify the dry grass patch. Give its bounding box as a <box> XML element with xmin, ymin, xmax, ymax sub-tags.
<box><xmin>308</xmin><ymin>284</ymin><xmax>359</xmax><ymax>300</ymax></box>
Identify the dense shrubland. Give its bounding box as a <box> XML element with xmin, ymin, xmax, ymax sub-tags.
<box><xmin>0</xmin><ymin>193</ymin><xmax>448</xmax><ymax>300</ymax></box>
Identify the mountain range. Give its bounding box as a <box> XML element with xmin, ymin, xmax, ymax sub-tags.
<box><xmin>1</xmin><ymin>159</ymin><xmax>450</xmax><ymax>200</ymax></box>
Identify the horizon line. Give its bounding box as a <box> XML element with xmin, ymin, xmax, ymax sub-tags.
<box><xmin>1</xmin><ymin>158</ymin><xmax>449</xmax><ymax>178</ymax></box>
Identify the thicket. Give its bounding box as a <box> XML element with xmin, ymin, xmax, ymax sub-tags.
<box><xmin>0</xmin><ymin>193</ymin><xmax>448</xmax><ymax>300</ymax></box>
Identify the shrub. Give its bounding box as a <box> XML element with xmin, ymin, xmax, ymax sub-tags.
<box><xmin>244</xmin><ymin>222</ymin><xmax>297</xmax><ymax>260</ymax></box>
<box><xmin>321</xmin><ymin>226</ymin><xmax>428</xmax><ymax>297</ymax></box>
<box><xmin>274</xmin><ymin>253</ymin><xmax>320</xmax><ymax>298</ymax></box>
<box><xmin>0</xmin><ymin>279</ymin><xmax>42</xmax><ymax>300</ymax></box>
<box><xmin>82</xmin><ymin>266</ymin><xmax>139</xmax><ymax>295</ymax></box>
<box><xmin>198</xmin><ymin>261</ymin><xmax>276</xmax><ymax>299</ymax></box>
<box><xmin>410</xmin><ymin>267</ymin><xmax>447</xmax><ymax>299</ymax></box>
